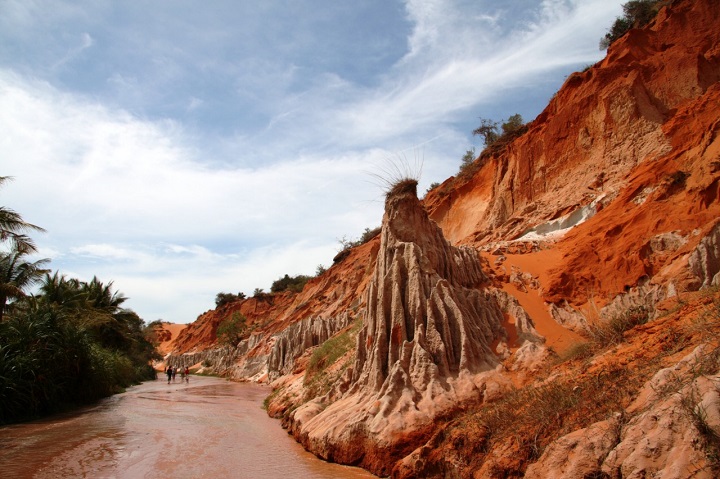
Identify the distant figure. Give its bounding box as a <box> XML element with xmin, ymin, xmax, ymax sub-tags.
<box><xmin>172</xmin><ymin>366</ymin><xmax>177</xmax><ymax>381</ymax></box>
<box><xmin>180</xmin><ymin>368</ymin><xmax>185</xmax><ymax>380</ymax></box>
<box><xmin>166</xmin><ymin>366</ymin><xmax>172</xmax><ymax>383</ymax></box>
<box><xmin>184</xmin><ymin>366</ymin><xmax>190</xmax><ymax>382</ymax></box>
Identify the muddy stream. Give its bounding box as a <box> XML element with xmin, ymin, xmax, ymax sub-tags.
<box><xmin>0</xmin><ymin>376</ymin><xmax>377</xmax><ymax>478</ymax></box>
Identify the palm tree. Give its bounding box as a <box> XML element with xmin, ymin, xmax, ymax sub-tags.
<box><xmin>0</xmin><ymin>246</ymin><xmax>51</xmax><ymax>321</ymax></box>
<box><xmin>0</xmin><ymin>176</ymin><xmax>46</xmax><ymax>253</ymax></box>
<box><xmin>82</xmin><ymin>276</ymin><xmax>128</xmax><ymax>313</ymax></box>
<box><xmin>39</xmin><ymin>271</ymin><xmax>82</xmax><ymax>306</ymax></box>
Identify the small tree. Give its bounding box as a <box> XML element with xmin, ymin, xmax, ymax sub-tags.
<box><xmin>472</xmin><ymin>118</ymin><xmax>499</xmax><ymax>146</ymax></box>
<box><xmin>270</xmin><ymin>274</ymin><xmax>311</xmax><ymax>293</ymax></box>
<box><xmin>215</xmin><ymin>292</ymin><xmax>243</xmax><ymax>308</ymax></box>
<box><xmin>459</xmin><ymin>148</ymin><xmax>476</xmax><ymax>172</ymax></box>
<box><xmin>501</xmin><ymin>114</ymin><xmax>524</xmax><ymax>135</ymax></box>
<box><xmin>216</xmin><ymin>311</ymin><xmax>247</xmax><ymax>348</ymax></box>
<box><xmin>0</xmin><ymin>247</ymin><xmax>50</xmax><ymax>321</ymax></box>
<box><xmin>600</xmin><ymin>0</ymin><xmax>664</xmax><ymax>50</ymax></box>
<box><xmin>426</xmin><ymin>182</ymin><xmax>440</xmax><ymax>194</ymax></box>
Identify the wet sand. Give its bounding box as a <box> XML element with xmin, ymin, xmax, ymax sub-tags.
<box><xmin>0</xmin><ymin>376</ymin><xmax>377</xmax><ymax>478</ymax></box>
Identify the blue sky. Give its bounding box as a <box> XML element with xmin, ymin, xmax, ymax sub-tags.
<box><xmin>1</xmin><ymin>0</ymin><xmax>624</xmax><ymax>323</ymax></box>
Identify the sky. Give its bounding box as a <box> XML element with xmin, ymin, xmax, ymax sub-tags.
<box><xmin>0</xmin><ymin>0</ymin><xmax>624</xmax><ymax>324</ymax></box>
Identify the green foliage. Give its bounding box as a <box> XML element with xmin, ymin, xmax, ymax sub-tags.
<box><xmin>336</xmin><ymin>227</ymin><xmax>381</xmax><ymax>255</ymax></box>
<box><xmin>459</xmin><ymin>148</ymin><xmax>477</xmax><ymax>173</ymax></box>
<box><xmin>0</xmin><ymin>277</ymin><xmax>157</xmax><ymax>425</ymax></box>
<box><xmin>215</xmin><ymin>291</ymin><xmax>245</xmax><ymax>308</ymax></box>
<box><xmin>315</xmin><ymin>264</ymin><xmax>327</xmax><ymax>277</ymax></box>
<box><xmin>472</xmin><ymin>118</ymin><xmax>500</xmax><ymax>146</ymax></box>
<box><xmin>270</xmin><ymin>274</ymin><xmax>311</xmax><ymax>294</ymax></box>
<box><xmin>0</xmin><ymin>247</ymin><xmax>50</xmax><ymax>321</ymax></box>
<box><xmin>303</xmin><ymin>319</ymin><xmax>362</xmax><ymax>402</ymax></box>
<box><xmin>600</xmin><ymin>0</ymin><xmax>666</xmax><ymax>50</ymax></box>
<box><xmin>216</xmin><ymin>311</ymin><xmax>248</xmax><ymax>348</ymax></box>
<box><xmin>472</xmin><ymin>114</ymin><xmax>526</xmax><ymax>152</ymax></box>
<box><xmin>501</xmin><ymin>114</ymin><xmax>524</xmax><ymax>136</ymax></box>
<box><xmin>306</xmin><ymin>318</ymin><xmax>362</xmax><ymax>378</ymax></box>
<box><xmin>462</xmin><ymin>114</ymin><xmax>525</xmax><ymax>178</ymax></box>
<box><xmin>426</xmin><ymin>182</ymin><xmax>441</xmax><ymax>194</ymax></box>
<box><xmin>0</xmin><ymin>176</ymin><xmax>46</xmax><ymax>253</ymax></box>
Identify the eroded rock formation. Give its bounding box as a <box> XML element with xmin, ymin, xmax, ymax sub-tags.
<box><xmin>278</xmin><ymin>180</ymin><xmax>541</xmax><ymax>476</ymax></box>
<box><xmin>268</xmin><ymin>312</ymin><xmax>354</xmax><ymax>380</ymax></box>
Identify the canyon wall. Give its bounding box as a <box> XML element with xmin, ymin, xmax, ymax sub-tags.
<box><xmin>164</xmin><ymin>0</ymin><xmax>720</xmax><ymax>477</ymax></box>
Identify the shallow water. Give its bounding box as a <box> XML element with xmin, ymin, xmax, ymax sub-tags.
<box><xmin>0</xmin><ymin>376</ymin><xmax>377</xmax><ymax>478</ymax></box>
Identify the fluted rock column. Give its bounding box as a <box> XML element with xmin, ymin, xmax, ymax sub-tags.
<box><xmin>353</xmin><ymin>181</ymin><xmax>506</xmax><ymax>401</ymax></box>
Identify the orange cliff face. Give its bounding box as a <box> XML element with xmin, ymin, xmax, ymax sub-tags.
<box><xmin>424</xmin><ymin>0</ymin><xmax>720</xmax><ymax>310</ymax></box>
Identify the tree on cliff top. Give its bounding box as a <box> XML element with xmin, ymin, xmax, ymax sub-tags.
<box><xmin>600</xmin><ymin>0</ymin><xmax>671</xmax><ymax>50</ymax></box>
<box><xmin>270</xmin><ymin>273</ymin><xmax>311</xmax><ymax>293</ymax></box>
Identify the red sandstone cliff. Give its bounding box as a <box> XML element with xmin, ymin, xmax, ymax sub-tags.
<box><xmin>165</xmin><ymin>1</ymin><xmax>720</xmax><ymax>477</ymax></box>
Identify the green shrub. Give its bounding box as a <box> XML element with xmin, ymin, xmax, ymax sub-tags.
<box><xmin>600</xmin><ymin>0</ymin><xmax>668</xmax><ymax>50</ymax></box>
<box><xmin>306</xmin><ymin>318</ymin><xmax>362</xmax><ymax>379</ymax></box>
<box><xmin>216</xmin><ymin>311</ymin><xmax>248</xmax><ymax>347</ymax></box>
<box><xmin>472</xmin><ymin>114</ymin><xmax>526</xmax><ymax>155</ymax></box>
<box><xmin>215</xmin><ymin>292</ymin><xmax>246</xmax><ymax>308</ymax></box>
<box><xmin>270</xmin><ymin>274</ymin><xmax>311</xmax><ymax>293</ymax></box>
<box><xmin>0</xmin><ymin>278</ymin><xmax>158</xmax><ymax>425</ymax></box>
<box><xmin>459</xmin><ymin>148</ymin><xmax>476</xmax><ymax>172</ymax></box>
<box><xmin>335</xmin><ymin>226</ymin><xmax>382</xmax><ymax>261</ymax></box>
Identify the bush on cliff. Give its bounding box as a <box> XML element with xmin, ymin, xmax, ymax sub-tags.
<box><xmin>457</xmin><ymin>114</ymin><xmax>526</xmax><ymax>180</ymax></box>
<box><xmin>270</xmin><ymin>274</ymin><xmax>311</xmax><ymax>293</ymax></box>
<box><xmin>216</xmin><ymin>311</ymin><xmax>248</xmax><ymax>348</ymax></box>
<box><xmin>600</xmin><ymin>0</ymin><xmax>672</xmax><ymax>50</ymax></box>
<box><xmin>215</xmin><ymin>291</ymin><xmax>246</xmax><ymax>308</ymax></box>
<box><xmin>303</xmin><ymin>318</ymin><xmax>362</xmax><ymax>401</ymax></box>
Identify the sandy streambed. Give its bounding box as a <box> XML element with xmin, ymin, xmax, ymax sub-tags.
<box><xmin>0</xmin><ymin>376</ymin><xmax>376</xmax><ymax>479</ymax></box>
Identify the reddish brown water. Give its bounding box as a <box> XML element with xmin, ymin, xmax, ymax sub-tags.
<box><xmin>0</xmin><ymin>376</ymin><xmax>377</xmax><ymax>478</ymax></box>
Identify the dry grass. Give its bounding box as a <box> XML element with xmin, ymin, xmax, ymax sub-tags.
<box><xmin>302</xmin><ymin>318</ymin><xmax>362</xmax><ymax>402</ymax></box>
<box><xmin>366</xmin><ymin>152</ymin><xmax>423</xmax><ymax>199</ymax></box>
<box><xmin>386</xmin><ymin>178</ymin><xmax>418</xmax><ymax>198</ymax></box>
<box><xmin>417</xmin><ymin>363</ymin><xmax>642</xmax><ymax>477</ymax></box>
<box><xmin>408</xmin><ymin>291</ymin><xmax>720</xmax><ymax>478</ymax></box>
<box><xmin>588</xmin><ymin>305</ymin><xmax>650</xmax><ymax>346</ymax></box>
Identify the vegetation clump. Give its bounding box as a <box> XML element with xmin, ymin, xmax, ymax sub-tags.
<box><xmin>303</xmin><ymin>318</ymin><xmax>362</xmax><ymax>401</ymax></box>
<box><xmin>600</xmin><ymin>0</ymin><xmax>672</xmax><ymax>50</ymax></box>
<box><xmin>214</xmin><ymin>291</ymin><xmax>246</xmax><ymax>308</ymax></box>
<box><xmin>386</xmin><ymin>178</ymin><xmax>418</xmax><ymax>198</ymax></box>
<box><xmin>216</xmin><ymin>311</ymin><xmax>249</xmax><ymax>347</ymax></box>
<box><xmin>472</xmin><ymin>114</ymin><xmax>526</xmax><ymax>150</ymax></box>
<box><xmin>334</xmin><ymin>226</ymin><xmax>382</xmax><ymax>263</ymax></box>
<box><xmin>588</xmin><ymin>305</ymin><xmax>650</xmax><ymax>345</ymax></box>
<box><xmin>0</xmin><ymin>273</ymin><xmax>159</xmax><ymax>424</ymax></box>
<box><xmin>270</xmin><ymin>274</ymin><xmax>311</xmax><ymax>294</ymax></box>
